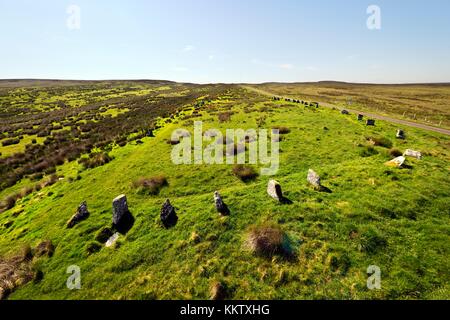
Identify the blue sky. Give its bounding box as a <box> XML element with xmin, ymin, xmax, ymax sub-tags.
<box><xmin>0</xmin><ymin>0</ymin><xmax>449</xmax><ymax>83</ymax></box>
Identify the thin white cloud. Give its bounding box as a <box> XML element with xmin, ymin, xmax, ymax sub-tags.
<box><xmin>279</xmin><ymin>63</ymin><xmax>294</xmax><ymax>70</ymax></box>
<box><xmin>182</xmin><ymin>45</ymin><xmax>195</xmax><ymax>52</ymax></box>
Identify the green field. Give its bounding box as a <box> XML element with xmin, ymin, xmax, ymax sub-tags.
<box><xmin>0</xmin><ymin>82</ymin><xmax>449</xmax><ymax>300</ymax></box>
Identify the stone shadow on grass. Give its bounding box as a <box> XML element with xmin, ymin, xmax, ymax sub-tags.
<box><xmin>114</xmin><ymin>212</ymin><xmax>135</xmax><ymax>235</ymax></box>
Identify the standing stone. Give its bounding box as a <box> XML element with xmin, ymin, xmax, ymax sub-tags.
<box><xmin>160</xmin><ymin>199</ymin><xmax>178</xmax><ymax>228</ymax></box>
<box><xmin>105</xmin><ymin>232</ymin><xmax>120</xmax><ymax>248</ymax></box>
<box><xmin>403</xmin><ymin>149</ymin><xmax>422</xmax><ymax>159</ymax></box>
<box><xmin>396</xmin><ymin>129</ymin><xmax>405</xmax><ymax>139</ymax></box>
<box><xmin>112</xmin><ymin>195</ymin><xmax>133</xmax><ymax>232</ymax></box>
<box><xmin>357</xmin><ymin>114</ymin><xmax>364</xmax><ymax>121</ymax></box>
<box><xmin>214</xmin><ymin>191</ymin><xmax>230</xmax><ymax>216</ymax></box>
<box><xmin>267</xmin><ymin>180</ymin><xmax>283</xmax><ymax>201</ymax></box>
<box><xmin>385</xmin><ymin>156</ymin><xmax>405</xmax><ymax>168</ymax></box>
<box><xmin>67</xmin><ymin>201</ymin><xmax>90</xmax><ymax>228</ymax></box>
<box><xmin>307</xmin><ymin>169</ymin><xmax>321</xmax><ymax>188</ymax></box>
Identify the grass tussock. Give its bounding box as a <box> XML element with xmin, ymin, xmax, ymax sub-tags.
<box><xmin>389</xmin><ymin>148</ymin><xmax>403</xmax><ymax>158</ymax></box>
<box><xmin>79</xmin><ymin>152</ymin><xmax>112</xmax><ymax>169</ymax></box>
<box><xmin>218</xmin><ymin>112</ymin><xmax>233</xmax><ymax>123</ymax></box>
<box><xmin>366</xmin><ymin>136</ymin><xmax>393</xmax><ymax>148</ymax></box>
<box><xmin>232</xmin><ymin>165</ymin><xmax>258</xmax><ymax>182</ymax></box>
<box><xmin>359</xmin><ymin>145</ymin><xmax>379</xmax><ymax>157</ymax></box>
<box><xmin>245</xmin><ymin>223</ymin><xmax>292</xmax><ymax>258</ymax></box>
<box><xmin>133</xmin><ymin>175</ymin><xmax>168</xmax><ymax>195</ymax></box>
<box><xmin>272</xmin><ymin>126</ymin><xmax>291</xmax><ymax>134</ymax></box>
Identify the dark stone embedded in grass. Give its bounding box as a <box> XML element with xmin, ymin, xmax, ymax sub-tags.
<box><xmin>341</xmin><ymin>109</ymin><xmax>349</xmax><ymax>115</ymax></box>
<box><xmin>112</xmin><ymin>195</ymin><xmax>134</xmax><ymax>234</ymax></box>
<box><xmin>95</xmin><ymin>227</ymin><xmax>114</xmax><ymax>243</ymax></box>
<box><xmin>214</xmin><ymin>191</ymin><xmax>230</xmax><ymax>216</ymax></box>
<box><xmin>160</xmin><ymin>199</ymin><xmax>178</xmax><ymax>228</ymax></box>
<box><xmin>396</xmin><ymin>129</ymin><xmax>405</xmax><ymax>139</ymax></box>
<box><xmin>366</xmin><ymin>119</ymin><xmax>376</xmax><ymax>126</ymax></box>
<box><xmin>357</xmin><ymin>114</ymin><xmax>364</xmax><ymax>121</ymax></box>
<box><xmin>67</xmin><ymin>201</ymin><xmax>90</xmax><ymax>228</ymax></box>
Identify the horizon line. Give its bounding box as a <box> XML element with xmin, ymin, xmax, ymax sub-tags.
<box><xmin>1</xmin><ymin>78</ymin><xmax>450</xmax><ymax>86</ymax></box>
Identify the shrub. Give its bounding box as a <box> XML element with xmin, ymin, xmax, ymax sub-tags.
<box><xmin>79</xmin><ymin>152</ymin><xmax>112</xmax><ymax>169</ymax></box>
<box><xmin>41</xmin><ymin>174</ymin><xmax>59</xmax><ymax>188</ymax></box>
<box><xmin>389</xmin><ymin>148</ymin><xmax>403</xmax><ymax>157</ymax></box>
<box><xmin>1</xmin><ymin>138</ymin><xmax>20</xmax><ymax>147</ymax></box>
<box><xmin>366</xmin><ymin>136</ymin><xmax>393</xmax><ymax>148</ymax></box>
<box><xmin>95</xmin><ymin>227</ymin><xmax>114</xmax><ymax>243</ymax></box>
<box><xmin>85</xmin><ymin>242</ymin><xmax>102</xmax><ymax>255</ymax></box>
<box><xmin>359</xmin><ymin>145</ymin><xmax>379</xmax><ymax>157</ymax></box>
<box><xmin>272</xmin><ymin>126</ymin><xmax>290</xmax><ymax>134</ymax></box>
<box><xmin>232</xmin><ymin>165</ymin><xmax>258</xmax><ymax>182</ymax></box>
<box><xmin>210</xmin><ymin>281</ymin><xmax>227</xmax><ymax>300</ymax></box>
<box><xmin>1</xmin><ymin>194</ymin><xmax>18</xmax><ymax>211</ymax></box>
<box><xmin>166</xmin><ymin>138</ymin><xmax>180</xmax><ymax>145</ymax></box>
<box><xmin>327</xmin><ymin>252</ymin><xmax>351</xmax><ymax>275</ymax></box>
<box><xmin>133</xmin><ymin>175</ymin><xmax>168</xmax><ymax>195</ymax></box>
<box><xmin>245</xmin><ymin>223</ymin><xmax>292</xmax><ymax>258</ymax></box>
<box><xmin>20</xmin><ymin>186</ymin><xmax>33</xmax><ymax>198</ymax></box>
<box><xmin>218</xmin><ymin>112</ymin><xmax>233</xmax><ymax>123</ymax></box>
<box><xmin>359</xmin><ymin>229</ymin><xmax>387</xmax><ymax>254</ymax></box>
<box><xmin>34</xmin><ymin>240</ymin><xmax>55</xmax><ymax>258</ymax></box>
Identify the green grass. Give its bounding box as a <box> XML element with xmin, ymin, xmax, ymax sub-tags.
<box><xmin>0</xmin><ymin>87</ymin><xmax>449</xmax><ymax>300</ymax></box>
<box><xmin>0</xmin><ymin>135</ymin><xmax>45</xmax><ymax>158</ymax></box>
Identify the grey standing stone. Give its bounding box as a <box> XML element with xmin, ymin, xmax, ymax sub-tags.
<box><xmin>403</xmin><ymin>149</ymin><xmax>422</xmax><ymax>159</ymax></box>
<box><xmin>267</xmin><ymin>180</ymin><xmax>283</xmax><ymax>201</ymax></box>
<box><xmin>307</xmin><ymin>169</ymin><xmax>321</xmax><ymax>188</ymax></box>
<box><xmin>112</xmin><ymin>195</ymin><xmax>134</xmax><ymax>234</ymax></box>
<box><xmin>67</xmin><ymin>201</ymin><xmax>90</xmax><ymax>228</ymax></box>
<box><xmin>214</xmin><ymin>191</ymin><xmax>230</xmax><ymax>216</ymax></box>
<box><xmin>112</xmin><ymin>195</ymin><xmax>129</xmax><ymax>226</ymax></box>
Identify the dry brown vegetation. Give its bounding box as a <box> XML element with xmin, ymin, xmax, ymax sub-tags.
<box><xmin>232</xmin><ymin>164</ymin><xmax>258</xmax><ymax>182</ymax></box>
<box><xmin>133</xmin><ymin>175</ymin><xmax>168</xmax><ymax>195</ymax></box>
<box><xmin>245</xmin><ymin>223</ymin><xmax>292</xmax><ymax>258</ymax></box>
<box><xmin>252</xmin><ymin>82</ymin><xmax>450</xmax><ymax>129</ymax></box>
